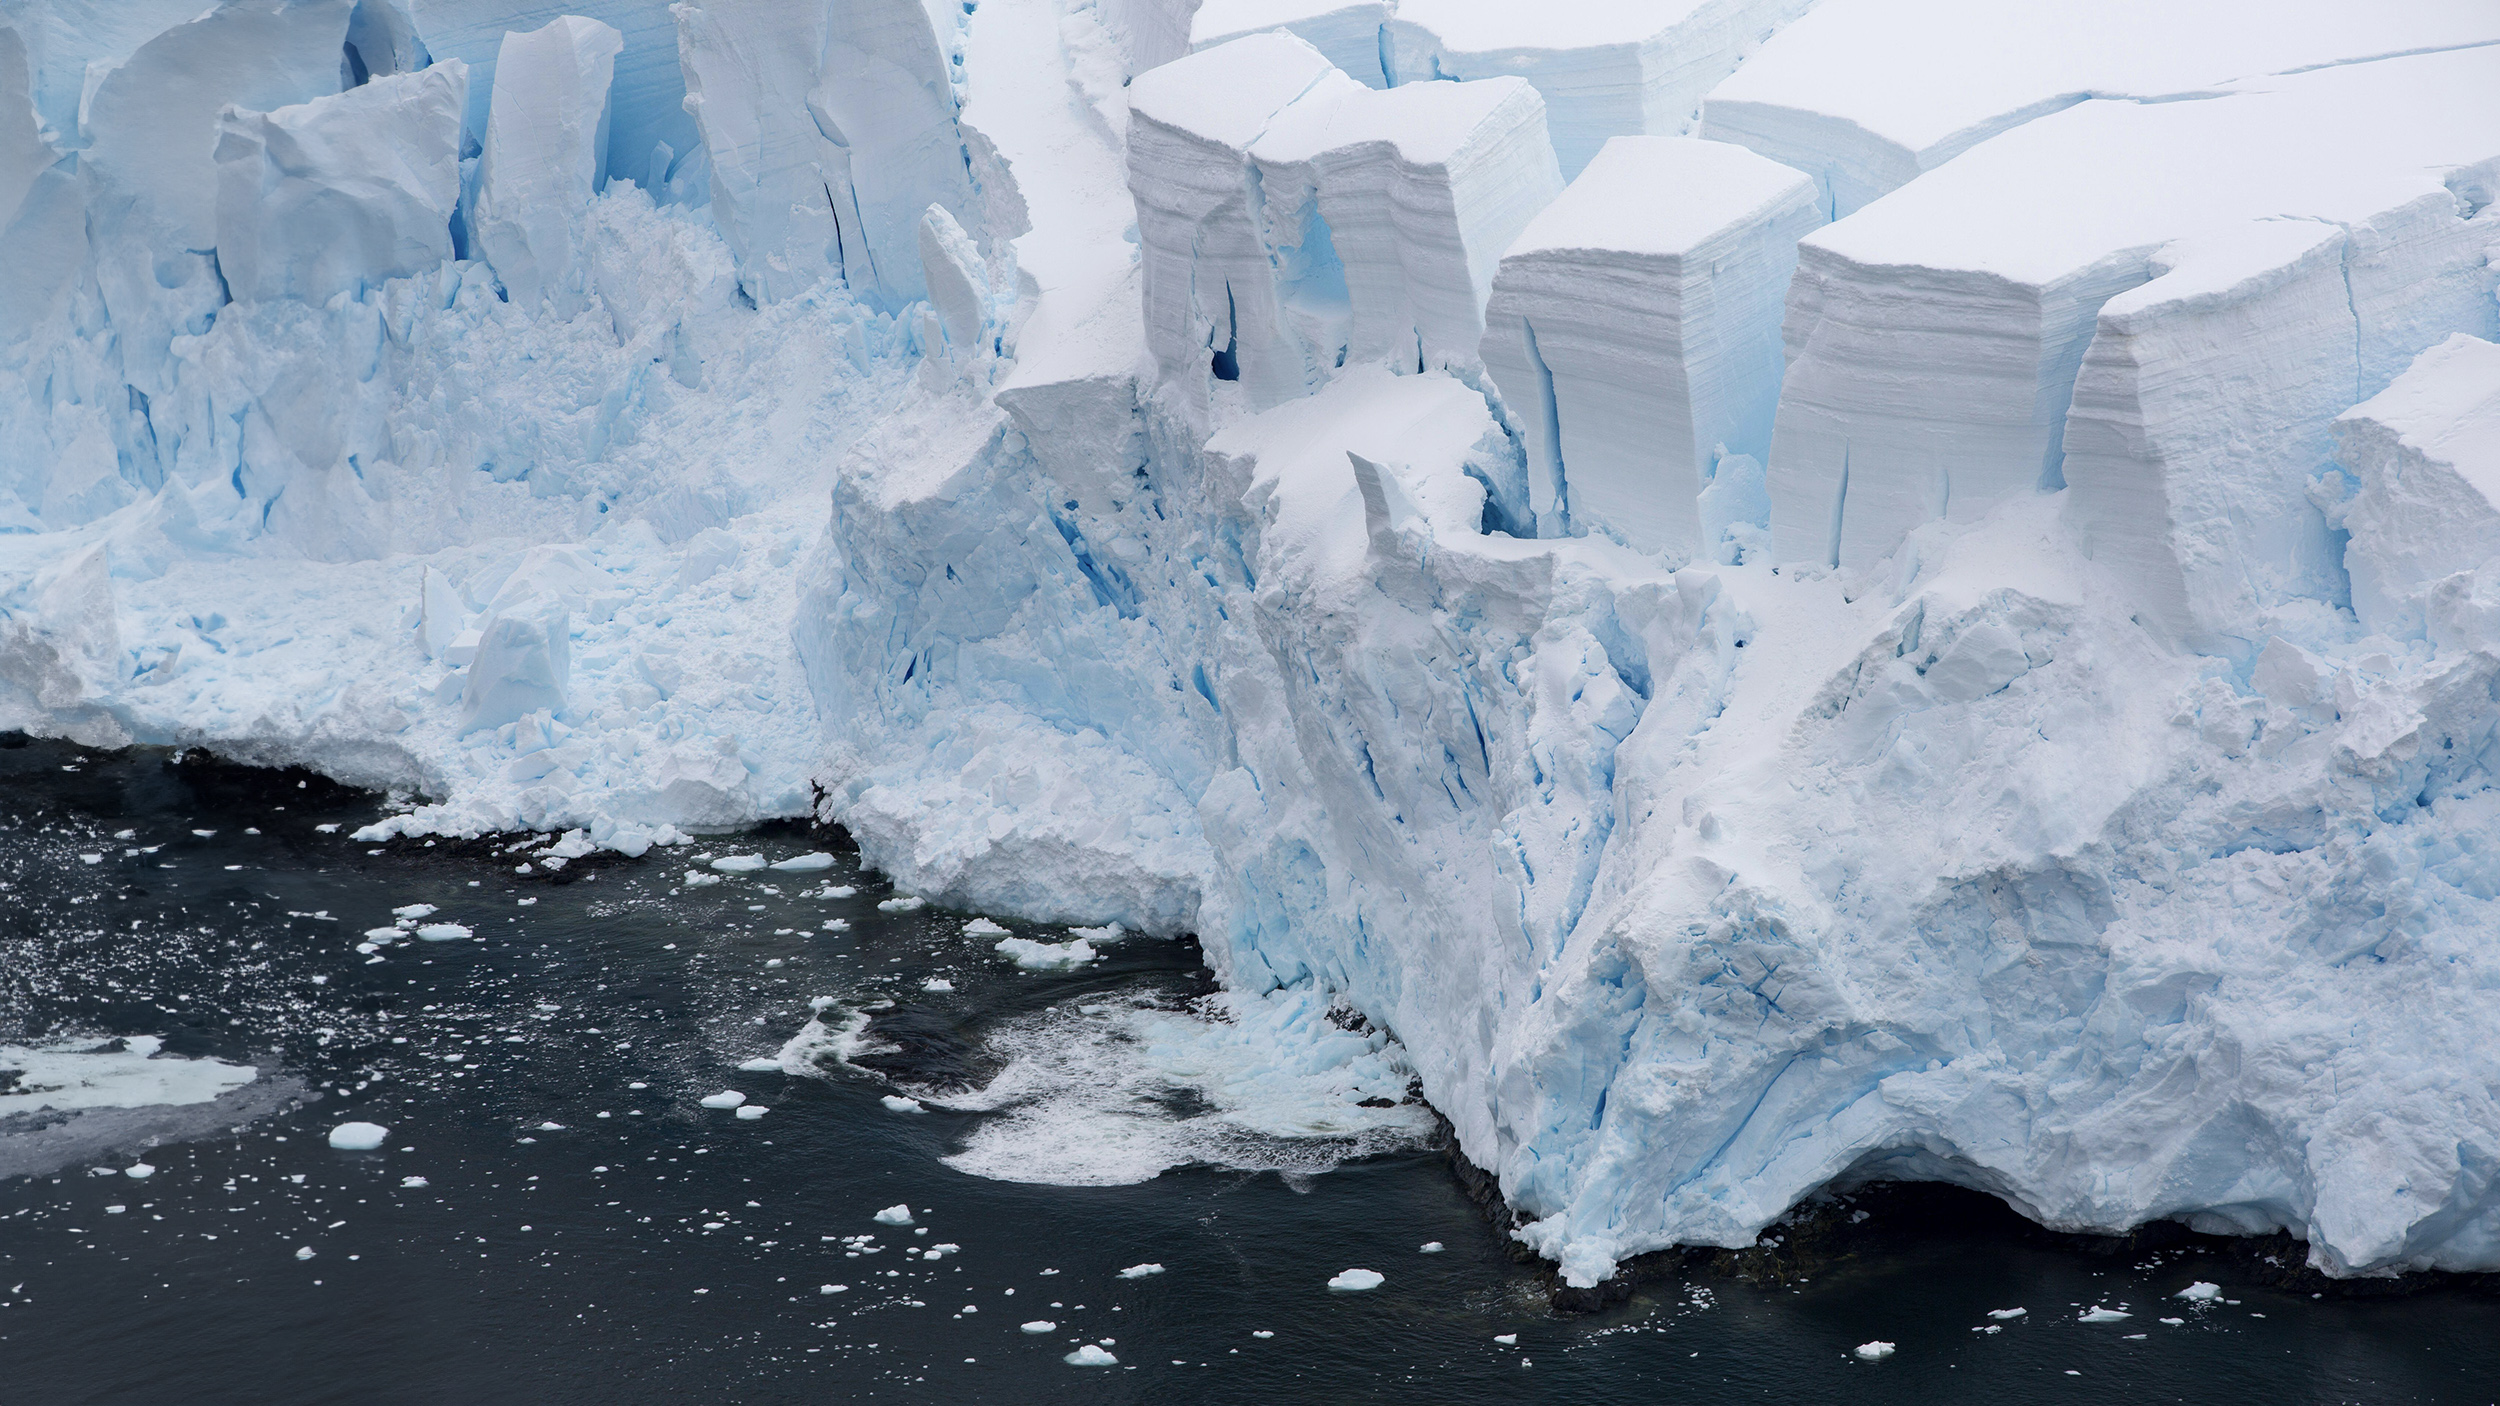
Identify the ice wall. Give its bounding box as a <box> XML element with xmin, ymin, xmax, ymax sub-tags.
<box><xmin>470</xmin><ymin>15</ymin><xmax>620</xmax><ymax>314</ymax></box>
<box><xmin>1700</xmin><ymin>0</ymin><xmax>2500</xmax><ymax>221</ymax></box>
<box><xmin>1189</xmin><ymin>0</ymin><xmax>1392</xmax><ymax>86</ymax></box>
<box><xmin>406</xmin><ymin>0</ymin><xmax>699</xmax><ymax>195</ymax></box>
<box><xmin>1767</xmin><ymin>49</ymin><xmax>2500</xmax><ymax>600</ymax></box>
<box><xmin>1480</xmin><ymin>135</ymin><xmax>1819</xmax><ymax>549</ymax></box>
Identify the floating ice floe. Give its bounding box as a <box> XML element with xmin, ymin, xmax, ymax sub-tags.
<box><xmin>881</xmin><ymin>1095</ymin><xmax>926</xmax><ymax>1114</ymax></box>
<box><xmin>873</xmin><ymin>1204</ymin><xmax>914</xmax><ymax>1226</ymax></box>
<box><xmin>1420</xmin><ymin>1242</ymin><xmax>1444</xmax><ymax>1253</ymax></box>
<box><xmin>413</xmin><ymin>923</ymin><xmax>472</xmax><ymax>942</ymax></box>
<box><xmin>820</xmin><ymin>1284</ymin><xmax>848</xmax><ymax>1294</ymax></box>
<box><xmin>1987</xmin><ymin>1307</ymin><xmax>2026</xmax><ymax>1320</ymax></box>
<box><xmin>922</xmin><ymin>978</ymin><xmax>955</xmax><ymax>993</ymax></box>
<box><xmin>877</xmin><ymin>896</ymin><xmax>927</xmax><ymax>912</ymax></box>
<box><xmin>1494</xmin><ymin>1333</ymin><xmax>1516</xmax><ymax>1345</ymax></box>
<box><xmin>535</xmin><ymin>1122</ymin><xmax>565</xmax><ymax>1131</ymax></box>
<box><xmin>738</xmin><ymin>1057</ymin><xmax>782</xmax><ymax>1072</ymax></box>
<box><xmin>699</xmin><ymin>1091</ymin><xmax>747</xmax><ymax>1109</ymax></box>
<box><xmin>295</xmin><ymin>1247</ymin><xmax>315</xmax><ymax>1260</ymax></box>
<box><xmin>962</xmin><ymin>918</ymin><xmax>1010</xmax><ymax>937</ymax></box>
<box><xmin>735</xmin><ymin>1105</ymin><xmax>767</xmax><ymax>1119</ymax></box>
<box><xmin>1327</xmin><ymin>1268</ymin><xmax>1383</xmax><ymax>1291</ymax></box>
<box><xmin>995</xmin><ymin>936</ymin><xmax>1098</xmax><ymax>971</ymax></box>
<box><xmin>1117</xmin><ymin>1263</ymin><xmax>1165</xmax><ymax>1279</ymax></box>
<box><xmin>770</xmin><ymin>852</ymin><xmax>836</xmax><ymax>871</ymax></box>
<box><xmin>2176</xmin><ymin>1282</ymin><xmax>2222</xmax><ymax>1302</ymax></box>
<box><xmin>328</xmin><ymin>1122</ymin><xmax>390</xmax><ymax>1150</ymax></box>
<box><xmin>682</xmin><ymin>872</ymin><xmax>722</xmax><ymax>888</ymax></box>
<box><xmin>391</xmin><ymin>905</ymin><xmax>436</xmax><ymax>921</ymax></box>
<box><xmin>125</xmin><ymin>1164</ymin><xmax>155</xmax><ymax>1179</ymax></box>
<box><xmin>1854</xmin><ymin>1341</ymin><xmax>1895</xmax><ymax>1361</ymax></box>
<box><xmin>400</xmin><ymin>1176</ymin><xmax>429</xmax><ymax>1189</ymax></box>
<box><xmin>2078</xmin><ymin>1307</ymin><xmax>2132</xmax><ymax>1322</ymax></box>
<box><xmin>711</xmin><ymin>854</ymin><xmax>767</xmax><ymax>872</ymax></box>
<box><xmin>1021</xmin><ymin>1320</ymin><xmax>1056</xmax><ymax>1333</ymax></box>
<box><xmin>1064</xmin><ymin>1344</ymin><xmax>1117</xmax><ymax>1366</ymax></box>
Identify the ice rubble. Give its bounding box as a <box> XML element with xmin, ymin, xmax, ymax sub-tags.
<box><xmin>6</xmin><ymin>0</ymin><xmax>2500</xmax><ymax>1291</ymax></box>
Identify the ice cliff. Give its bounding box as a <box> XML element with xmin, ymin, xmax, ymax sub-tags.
<box><xmin>4</xmin><ymin>0</ymin><xmax>2500</xmax><ymax>1288</ymax></box>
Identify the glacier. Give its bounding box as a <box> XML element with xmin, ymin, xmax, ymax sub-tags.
<box><xmin>4</xmin><ymin>0</ymin><xmax>2500</xmax><ymax>1292</ymax></box>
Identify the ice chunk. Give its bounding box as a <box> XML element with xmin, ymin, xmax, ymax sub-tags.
<box><xmin>2078</xmin><ymin>1306</ymin><xmax>2131</xmax><ymax>1322</ymax></box>
<box><xmin>963</xmin><ymin>918</ymin><xmax>1010</xmax><ymax>936</ymax></box>
<box><xmin>1480</xmin><ymin>136</ymin><xmax>1821</xmax><ymax>548</ymax></box>
<box><xmin>0</xmin><ymin>26</ymin><xmax>59</xmax><ymax>235</ymax></box>
<box><xmin>1387</xmin><ymin>0</ymin><xmax>1816</xmax><ymax>179</ymax></box>
<box><xmin>403</xmin><ymin>0</ymin><xmax>698</xmax><ymax>194</ymax></box>
<box><xmin>1117</xmin><ymin>1262</ymin><xmax>1165</xmax><ymax>1278</ymax></box>
<box><xmin>1327</xmin><ymin>1267</ymin><xmax>1383</xmax><ymax>1291</ymax></box>
<box><xmin>873</xmin><ymin>1204</ymin><xmax>914</xmax><ymax>1225</ymax></box>
<box><xmin>996</xmin><ymin>935</ymin><xmax>1099</xmax><ymax>971</ymax></box>
<box><xmin>921</xmin><ymin>977</ymin><xmax>954</xmax><ymax>993</ymax></box>
<box><xmin>414</xmin><ymin>923</ymin><xmax>472</xmax><ymax>942</ymax></box>
<box><xmin>458</xmin><ymin>599</ymin><xmax>571</xmax><ymax>735</ymax></box>
<box><xmin>734</xmin><ymin>1104</ymin><xmax>767</xmax><ymax>1119</ymax></box>
<box><xmin>1247</xmin><ymin>69</ymin><xmax>1562</xmax><ymax>388</ymax></box>
<box><xmin>768</xmin><ymin>852</ymin><xmax>837</xmax><ymax>871</ymax></box>
<box><xmin>699</xmin><ymin>1091</ymin><xmax>747</xmax><ymax>1109</ymax></box>
<box><xmin>737</xmin><ymin>1057</ymin><xmax>781</xmax><ymax>1071</ymax></box>
<box><xmin>1986</xmin><ymin>1307</ymin><xmax>2026</xmax><ymax>1320</ymax></box>
<box><xmin>124</xmin><ymin>1164</ymin><xmax>155</xmax><ymax>1179</ymax></box>
<box><xmin>2175</xmin><ymin>1282</ymin><xmax>2222</xmax><ymax>1302</ymax></box>
<box><xmin>1853</xmin><ymin>1340</ymin><xmax>1894</xmax><ymax>1360</ymax></box>
<box><xmin>212</xmin><ymin>63</ymin><xmax>468</xmax><ymax>306</ymax></box>
<box><xmin>2333</xmin><ymin>335</ymin><xmax>2500</xmax><ymax>639</ymax></box>
<box><xmin>470</xmin><ymin>16</ymin><xmax>622</xmax><ymax>315</ymax></box>
<box><xmin>881</xmin><ymin>1095</ymin><xmax>925</xmax><ymax>1113</ymax></box>
<box><xmin>392</xmin><ymin>904</ymin><xmax>437</xmax><ymax>921</ymax></box>
<box><xmin>1702</xmin><ymin>0</ymin><xmax>2500</xmax><ymax>221</ymax></box>
<box><xmin>1768</xmin><ymin>48</ymin><xmax>2500</xmax><ymax>593</ymax></box>
<box><xmin>820</xmin><ymin>1283</ymin><xmax>848</xmax><ymax>1294</ymax></box>
<box><xmin>329</xmin><ymin>1122</ymin><xmax>390</xmax><ymax>1150</ymax></box>
<box><xmin>1021</xmin><ymin>1319</ymin><xmax>1056</xmax><ymax>1333</ymax></box>
<box><xmin>878</xmin><ymin>896</ymin><xmax>926</xmax><ymax>912</ymax></box>
<box><xmin>400</xmin><ymin>1176</ymin><xmax>429</xmax><ymax>1188</ymax></box>
<box><xmin>674</xmin><ymin>0</ymin><xmax>974</xmax><ymax>307</ymax></box>
<box><xmin>1420</xmin><ymin>1241</ymin><xmax>1444</xmax><ymax>1253</ymax></box>
<box><xmin>710</xmin><ymin>854</ymin><xmax>768</xmax><ymax>872</ymax></box>
<box><xmin>1064</xmin><ymin>1344</ymin><xmax>1118</xmax><ymax>1366</ymax></box>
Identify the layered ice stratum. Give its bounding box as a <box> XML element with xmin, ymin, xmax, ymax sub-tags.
<box><xmin>4</xmin><ymin>0</ymin><xmax>2500</xmax><ymax>1287</ymax></box>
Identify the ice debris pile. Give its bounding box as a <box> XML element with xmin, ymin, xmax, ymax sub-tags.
<box><xmin>6</xmin><ymin>0</ymin><xmax>2500</xmax><ymax>1289</ymax></box>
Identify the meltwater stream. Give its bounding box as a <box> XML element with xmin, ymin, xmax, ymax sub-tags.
<box><xmin>1</xmin><ymin>736</ymin><xmax>2494</xmax><ymax>1405</ymax></box>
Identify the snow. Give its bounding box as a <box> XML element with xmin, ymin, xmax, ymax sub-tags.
<box><xmin>6</xmin><ymin>0</ymin><xmax>2500</xmax><ymax>1297</ymax></box>
<box><xmin>1701</xmin><ymin>0</ymin><xmax>2500</xmax><ymax>221</ymax></box>
<box><xmin>1481</xmin><ymin>136</ymin><xmax>1821</xmax><ymax>549</ymax></box>
<box><xmin>327</xmin><ymin>1122</ymin><xmax>390</xmax><ymax>1150</ymax></box>
<box><xmin>1326</xmin><ymin>1267</ymin><xmax>1383</xmax><ymax>1290</ymax></box>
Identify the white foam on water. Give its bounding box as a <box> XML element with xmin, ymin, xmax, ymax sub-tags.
<box><xmin>929</xmin><ymin>983</ymin><xmax>1433</xmax><ymax>1188</ymax></box>
<box><xmin>0</xmin><ymin>1035</ymin><xmax>257</xmax><ymax>1115</ymax></box>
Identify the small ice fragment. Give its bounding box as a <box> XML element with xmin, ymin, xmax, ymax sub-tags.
<box><xmin>995</xmin><ymin>936</ymin><xmax>1097</xmax><ymax>970</ymax></box>
<box><xmin>363</xmin><ymin>927</ymin><xmax>400</xmax><ymax>942</ymax></box>
<box><xmin>711</xmin><ymin>854</ymin><xmax>767</xmax><ymax>872</ymax></box>
<box><xmin>1021</xmin><ymin>1320</ymin><xmax>1056</xmax><ymax>1333</ymax></box>
<box><xmin>628</xmin><ymin>1082</ymin><xmax>648</xmax><ymax>1090</ymax></box>
<box><xmin>770</xmin><ymin>852</ymin><xmax>836</xmax><ymax>871</ymax></box>
<box><xmin>735</xmin><ymin>1105</ymin><xmax>767</xmax><ymax>1120</ymax></box>
<box><xmin>1327</xmin><ymin>1268</ymin><xmax>1383</xmax><ymax>1292</ymax></box>
<box><xmin>328</xmin><ymin>1122</ymin><xmax>390</xmax><ymax>1150</ymax></box>
<box><xmin>873</xmin><ymin>1204</ymin><xmax>913</xmax><ymax>1226</ymax></box>
<box><xmin>1064</xmin><ymin>1345</ymin><xmax>1117</xmax><ymax>1367</ymax></box>
<box><xmin>1420</xmin><ymin>1242</ymin><xmax>1445</xmax><ymax>1253</ymax></box>
<box><xmin>962</xmin><ymin>918</ymin><xmax>1009</xmax><ymax>936</ymax></box>
<box><xmin>738</xmin><ymin>1058</ymin><xmax>781</xmax><ymax>1072</ymax></box>
<box><xmin>2176</xmin><ymin>1282</ymin><xmax>2221</xmax><ymax>1302</ymax></box>
<box><xmin>79</xmin><ymin>853</ymin><xmax>101</xmax><ymax>864</ymax></box>
<box><xmin>1117</xmin><ymin>1263</ymin><xmax>1165</xmax><ymax>1279</ymax></box>
<box><xmin>2158</xmin><ymin>1317</ymin><xmax>2184</xmax><ymax>1326</ymax></box>
<box><xmin>921</xmin><ymin>978</ymin><xmax>954</xmax><ymax>993</ymax></box>
<box><xmin>821</xmin><ymin>1284</ymin><xmax>848</xmax><ymax>1294</ymax></box>
<box><xmin>414</xmin><ymin>923</ymin><xmax>472</xmax><ymax>942</ymax></box>
<box><xmin>296</xmin><ymin>1247</ymin><xmax>316</xmax><ymax>1260</ymax></box>
<box><xmin>400</xmin><ymin>1176</ymin><xmax>429</xmax><ymax>1188</ymax></box>
<box><xmin>821</xmin><ymin>919</ymin><xmax>850</xmax><ymax>932</ymax></box>
<box><xmin>683</xmin><ymin>871</ymin><xmax>721</xmax><ymax>887</ymax></box>
<box><xmin>881</xmin><ymin>1095</ymin><xmax>924</xmax><ymax>1114</ymax></box>
<box><xmin>1854</xmin><ymin>1341</ymin><xmax>1895</xmax><ymax>1361</ymax></box>
<box><xmin>535</xmin><ymin>1122</ymin><xmax>565</xmax><ymax>1132</ymax></box>
<box><xmin>1987</xmin><ymin>1308</ymin><xmax>2026</xmax><ymax>1320</ymax></box>
<box><xmin>878</xmin><ymin>896</ymin><xmax>925</xmax><ymax>912</ymax></box>
<box><xmin>192</xmin><ymin>829</ymin><xmax>216</xmax><ymax>837</ymax></box>
<box><xmin>315</xmin><ymin>823</ymin><xmax>339</xmax><ymax>833</ymax></box>
<box><xmin>699</xmin><ymin>1092</ymin><xmax>747</xmax><ymax>1109</ymax></box>
<box><xmin>1251</xmin><ymin>1330</ymin><xmax>1274</xmax><ymax>1339</ymax></box>
<box><xmin>764</xmin><ymin>958</ymin><xmax>784</xmax><ymax>968</ymax></box>
<box><xmin>2079</xmin><ymin>1307</ymin><xmax>2132</xmax><ymax>1323</ymax></box>
<box><xmin>1494</xmin><ymin>1333</ymin><xmax>1516</xmax><ymax>1345</ymax></box>
<box><xmin>391</xmin><ymin>904</ymin><xmax>436</xmax><ymax>920</ymax></box>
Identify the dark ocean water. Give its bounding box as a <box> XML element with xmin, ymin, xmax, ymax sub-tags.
<box><xmin>1</xmin><ymin>735</ymin><xmax>2494</xmax><ymax>1405</ymax></box>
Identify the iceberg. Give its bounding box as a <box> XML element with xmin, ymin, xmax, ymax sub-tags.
<box><xmin>5</xmin><ymin>0</ymin><xmax>2500</xmax><ymax>1296</ymax></box>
